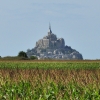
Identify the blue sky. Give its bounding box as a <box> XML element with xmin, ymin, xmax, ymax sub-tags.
<box><xmin>0</xmin><ymin>0</ymin><xmax>100</xmax><ymax>59</ymax></box>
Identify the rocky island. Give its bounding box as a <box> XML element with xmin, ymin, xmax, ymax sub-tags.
<box><xmin>26</xmin><ymin>24</ymin><xmax>83</xmax><ymax>60</ymax></box>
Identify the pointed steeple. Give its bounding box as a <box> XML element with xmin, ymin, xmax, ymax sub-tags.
<box><xmin>49</xmin><ymin>23</ymin><xmax>51</xmax><ymax>30</ymax></box>
<box><xmin>49</xmin><ymin>23</ymin><xmax>52</xmax><ymax>34</ymax></box>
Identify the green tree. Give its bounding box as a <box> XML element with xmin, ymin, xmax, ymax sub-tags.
<box><xmin>18</xmin><ymin>51</ymin><xmax>28</xmax><ymax>58</ymax></box>
<box><xmin>30</xmin><ymin>56</ymin><xmax>37</xmax><ymax>60</ymax></box>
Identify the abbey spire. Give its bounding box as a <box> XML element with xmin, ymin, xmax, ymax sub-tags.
<box><xmin>48</xmin><ymin>23</ymin><xmax>52</xmax><ymax>34</ymax></box>
<box><xmin>26</xmin><ymin>23</ymin><xmax>83</xmax><ymax>60</ymax></box>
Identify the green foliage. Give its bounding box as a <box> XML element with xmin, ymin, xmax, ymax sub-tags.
<box><xmin>2</xmin><ymin>56</ymin><xmax>19</xmax><ymax>60</ymax></box>
<box><xmin>0</xmin><ymin>61</ymin><xmax>100</xmax><ymax>69</ymax></box>
<box><xmin>0</xmin><ymin>80</ymin><xmax>100</xmax><ymax>100</ymax></box>
<box><xmin>18</xmin><ymin>51</ymin><xmax>28</xmax><ymax>58</ymax></box>
<box><xmin>30</xmin><ymin>56</ymin><xmax>37</xmax><ymax>60</ymax></box>
<box><xmin>0</xmin><ymin>61</ymin><xmax>100</xmax><ymax>99</ymax></box>
<box><xmin>0</xmin><ymin>56</ymin><xmax>29</xmax><ymax>60</ymax></box>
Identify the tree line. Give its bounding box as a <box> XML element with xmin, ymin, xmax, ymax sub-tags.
<box><xmin>0</xmin><ymin>51</ymin><xmax>37</xmax><ymax>60</ymax></box>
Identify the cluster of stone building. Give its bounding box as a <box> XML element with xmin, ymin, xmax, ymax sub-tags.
<box><xmin>26</xmin><ymin>24</ymin><xmax>83</xmax><ymax>60</ymax></box>
<box><xmin>37</xmin><ymin>50</ymin><xmax>82</xmax><ymax>60</ymax></box>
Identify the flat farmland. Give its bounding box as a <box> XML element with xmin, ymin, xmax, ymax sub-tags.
<box><xmin>0</xmin><ymin>60</ymin><xmax>100</xmax><ymax>99</ymax></box>
<box><xmin>0</xmin><ymin>60</ymin><xmax>100</xmax><ymax>69</ymax></box>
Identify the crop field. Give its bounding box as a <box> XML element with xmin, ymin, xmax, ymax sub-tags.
<box><xmin>0</xmin><ymin>60</ymin><xmax>100</xmax><ymax>99</ymax></box>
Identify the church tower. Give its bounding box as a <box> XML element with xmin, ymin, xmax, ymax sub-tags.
<box><xmin>48</xmin><ymin>23</ymin><xmax>52</xmax><ymax>35</ymax></box>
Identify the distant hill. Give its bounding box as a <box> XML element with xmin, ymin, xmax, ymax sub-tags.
<box><xmin>26</xmin><ymin>24</ymin><xmax>83</xmax><ymax>60</ymax></box>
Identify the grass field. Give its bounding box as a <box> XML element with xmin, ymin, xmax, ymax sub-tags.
<box><xmin>0</xmin><ymin>60</ymin><xmax>100</xmax><ymax>99</ymax></box>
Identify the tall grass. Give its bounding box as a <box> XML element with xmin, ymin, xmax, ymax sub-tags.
<box><xmin>1</xmin><ymin>80</ymin><xmax>100</xmax><ymax>100</ymax></box>
<box><xmin>0</xmin><ymin>61</ymin><xmax>100</xmax><ymax>99</ymax></box>
<box><xmin>0</xmin><ymin>61</ymin><xmax>100</xmax><ymax>69</ymax></box>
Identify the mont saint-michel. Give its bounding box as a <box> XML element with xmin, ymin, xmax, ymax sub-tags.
<box><xmin>26</xmin><ymin>24</ymin><xmax>83</xmax><ymax>60</ymax></box>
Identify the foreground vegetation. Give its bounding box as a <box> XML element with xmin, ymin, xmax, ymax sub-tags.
<box><xmin>0</xmin><ymin>60</ymin><xmax>100</xmax><ymax>69</ymax></box>
<box><xmin>0</xmin><ymin>61</ymin><xmax>100</xmax><ymax>99</ymax></box>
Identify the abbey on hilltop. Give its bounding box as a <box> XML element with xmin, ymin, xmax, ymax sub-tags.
<box><xmin>26</xmin><ymin>24</ymin><xmax>83</xmax><ymax>60</ymax></box>
<box><xmin>36</xmin><ymin>24</ymin><xmax>65</xmax><ymax>49</ymax></box>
